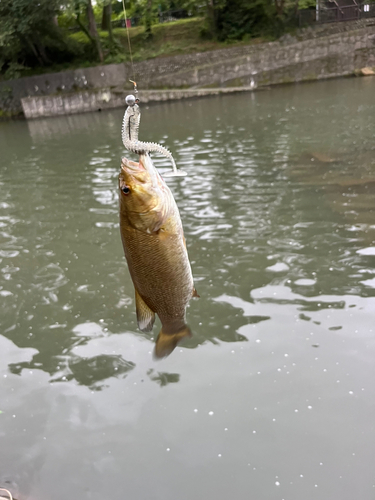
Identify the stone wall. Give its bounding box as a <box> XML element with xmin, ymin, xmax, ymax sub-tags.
<box><xmin>21</xmin><ymin>87</ymin><xmax>254</xmax><ymax>119</ymax></box>
<box><xmin>1</xmin><ymin>18</ymin><xmax>375</xmax><ymax>116</ymax></box>
<box><xmin>0</xmin><ymin>64</ymin><xmax>128</xmax><ymax>115</ymax></box>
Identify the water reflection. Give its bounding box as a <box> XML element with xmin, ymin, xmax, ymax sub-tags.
<box><xmin>289</xmin><ymin>146</ymin><xmax>375</xmax><ymax>242</ymax></box>
<box><xmin>66</xmin><ymin>354</ymin><xmax>134</xmax><ymax>389</ymax></box>
<box><xmin>147</xmin><ymin>369</ymin><xmax>180</xmax><ymax>387</ymax></box>
<box><xmin>26</xmin><ymin>112</ymin><xmax>119</xmax><ymax>143</ymax></box>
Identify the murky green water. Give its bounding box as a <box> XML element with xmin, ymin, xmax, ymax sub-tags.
<box><xmin>1</xmin><ymin>77</ymin><xmax>375</xmax><ymax>500</ymax></box>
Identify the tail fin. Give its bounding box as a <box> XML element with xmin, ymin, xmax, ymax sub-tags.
<box><xmin>154</xmin><ymin>324</ymin><xmax>192</xmax><ymax>359</ymax></box>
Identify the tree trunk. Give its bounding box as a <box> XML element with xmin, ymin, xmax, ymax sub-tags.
<box><xmin>145</xmin><ymin>0</ymin><xmax>153</xmax><ymax>39</ymax></box>
<box><xmin>76</xmin><ymin>12</ymin><xmax>93</xmax><ymax>42</ymax></box>
<box><xmin>294</xmin><ymin>0</ymin><xmax>299</xmax><ymax>19</ymax></box>
<box><xmin>36</xmin><ymin>41</ymin><xmax>51</xmax><ymax>65</ymax></box>
<box><xmin>108</xmin><ymin>3</ymin><xmax>113</xmax><ymax>47</ymax></box>
<box><xmin>24</xmin><ymin>36</ymin><xmax>44</xmax><ymax>66</ymax></box>
<box><xmin>102</xmin><ymin>3</ymin><xmax>110</xmax><ymax>30</ymax></box>
<box><xmin>86</xmin><ymin>0</ymin><xmax>104</xmax><ymax>62</ymax></box>
<box><xmin>206</xmin><ymin>0</ymin><xmax>218</xmax><ymax>38</ymax></box>
<box><xmin>275</xmin><ymin>0</ymin><xmax>285</xmax><ymax>16</ymax></box>
<box><xmin>102</xmin><ymin>2</ymin><xmax>114</xmax><ymax>45</ymax></box>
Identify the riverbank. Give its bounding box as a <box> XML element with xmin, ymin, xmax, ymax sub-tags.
<box><xmin>1</xmin><ymin>18</ymin><xmax>253</xmax><ymax>80</ymax></box>
<box><xmin>1</xmin><ymin>17</ymin><xmax>375</xmax><ymax>119</ymax></box>
<box><xmin>21</xmin><ymin>87</ymin><xmax>259</xmax><ymax>119</ymax></box>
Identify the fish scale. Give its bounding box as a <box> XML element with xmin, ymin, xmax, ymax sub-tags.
<box><xmin>120</xmin><ymin>228</ymin><xmax>192</xmax><ymax>321</ymax></box>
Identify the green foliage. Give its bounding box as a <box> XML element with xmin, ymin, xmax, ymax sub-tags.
<box><xmin>0</xmin><ymin>0</ymin><xmax>80</xmax><ymax>77</ymax></box>
<box><xmin>0</xmin><ymin>0</ymin><xmax>303</xmax><ymax>79</ymax></box>
<box><xmin>57</xmin><ymin>11</ymin><xmax>79</xmax><ymax>29</ymax></box>
<box><xmin>69</xmin><ymin>28</ymin><xmax>119</xmax><ymax>59</ymax></box>
<box><xmin>93</xmin><ymin>2</ymin><xmax>104</xmax><ymax>22</ymax></box>
<box><xmin>215</xmin><ymin>0</ymin><xmax>277</xmax><ymax>41</ymax></box>
<box><xmin>298</xmin><ymin>0</ymin><xmax>316</xmax><ymax>9</ymax></box>
<box><xmin>69</xmin><ymin>31</ymin><xmax>90</xmax><ymax>44</ymax></box>
<box><xmin>3</xmin><ymin>61</ymin><xmax>30</xmax><ymax>79</ymax></box>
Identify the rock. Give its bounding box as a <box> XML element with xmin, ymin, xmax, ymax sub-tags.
<box><xmin>360</xmin><ymin>67</ymin><xmax>375</xmax><ymax>76</ymax></box>
<box><xmin>279</xmin><ymin>33</ymin><xmax>297</xmax><ymax>45</ymax></box>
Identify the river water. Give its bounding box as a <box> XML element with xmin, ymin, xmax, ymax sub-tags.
<box><xmin>0</xmin><ymin>77</ymin><xmax>375</xmax><ymax>500</ymax></box>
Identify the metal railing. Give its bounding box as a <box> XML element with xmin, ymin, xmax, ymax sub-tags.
<box><xmin>299</xmin><ymin>3</ymin><xmax>375</xmax><ymax>25</ymax></box>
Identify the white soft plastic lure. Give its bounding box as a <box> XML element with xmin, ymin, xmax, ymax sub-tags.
<box><xmin>121</xmin><ymin>93</ymin><xmax>187</xmax><ymax>177</ymax></box>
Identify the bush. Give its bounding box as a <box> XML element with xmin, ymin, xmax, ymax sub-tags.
<box><xmin>216</xmin><ymin>0</ymin><xmax>276</xmax><ymax>41</ymax></box>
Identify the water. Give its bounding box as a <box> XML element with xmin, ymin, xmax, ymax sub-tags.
<box><xmin>1</xmin><ymin>77</ymin><xmax>375</xmax><ymax>500</ymax></box>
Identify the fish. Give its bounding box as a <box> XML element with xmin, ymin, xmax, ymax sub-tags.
<box><xmin>119</xmin><ymin>153</ymin><xmax>198</xmax><ymax>358</ymax></box>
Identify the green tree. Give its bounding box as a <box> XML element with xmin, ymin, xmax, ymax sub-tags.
<box><xmin>205</xmin><ymin>0</ymin><xmax>287</xmax><ymax>41</ymax></box>
<box><xmin>0</xmin><ymin>0</ymin><xmax>73</xmax><ymax>72</ymax></box>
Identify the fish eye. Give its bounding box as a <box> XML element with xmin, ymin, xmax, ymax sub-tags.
<box><xmin>122</xmin><ymin>186</ymin><xmax>131</xmax><ymax>195</ymax></box>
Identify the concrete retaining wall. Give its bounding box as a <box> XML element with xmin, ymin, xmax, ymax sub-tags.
<box><xmin>1</xmin><ymin>18</ymin><xmax>375</xmax><ymax>117</ymax></box>
<box><xmin>21</xmin><ymin>87</ymin><xmax>255</xmax><ymax>119</ymax></box>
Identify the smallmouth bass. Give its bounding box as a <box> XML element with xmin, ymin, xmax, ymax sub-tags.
<box><xmin>119</xmin><ymin>153</ymin><xmax>198</xmax><ymax>358</ymax></box>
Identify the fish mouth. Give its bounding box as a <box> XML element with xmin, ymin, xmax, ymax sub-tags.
<box><xmin>120</xmin><ymin>154</ymin><xmax>166</xmax><ymax>191</ymax></box>
<box><xmin>121</xmin><ymin>157</ymin><xmax>145</xmax><ymax>173</ymax></box>
<box><xmin>120</xmin><ymin>156</ymin><xmax>149</xmax><ymax>188</ymax></box>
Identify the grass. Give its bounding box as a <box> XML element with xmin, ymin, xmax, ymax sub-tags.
<box><xmin>111</xmin><ymin>18</ymin><xmax>252</xmax><ymax>62</ymax></box>
<box><xmin>17</xmin><ymin>18</ymin><xmax>267</xmax><ymax>78</ymax></box>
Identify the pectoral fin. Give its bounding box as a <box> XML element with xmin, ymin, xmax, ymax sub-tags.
<box><xmin>135</xmin><ymin>289</ymin><xmax>155</xmax><ymax>332</ymax></box>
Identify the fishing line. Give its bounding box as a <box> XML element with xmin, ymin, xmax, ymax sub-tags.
<box><xmin>120</xmin><ymin>4</ymin><xmax>186</xmax><ymax>176</ymax></box>
<box><xmin>121</xmin><ymin>0</ymin><xmax>135</xmax><ymax>82</ymax></box>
